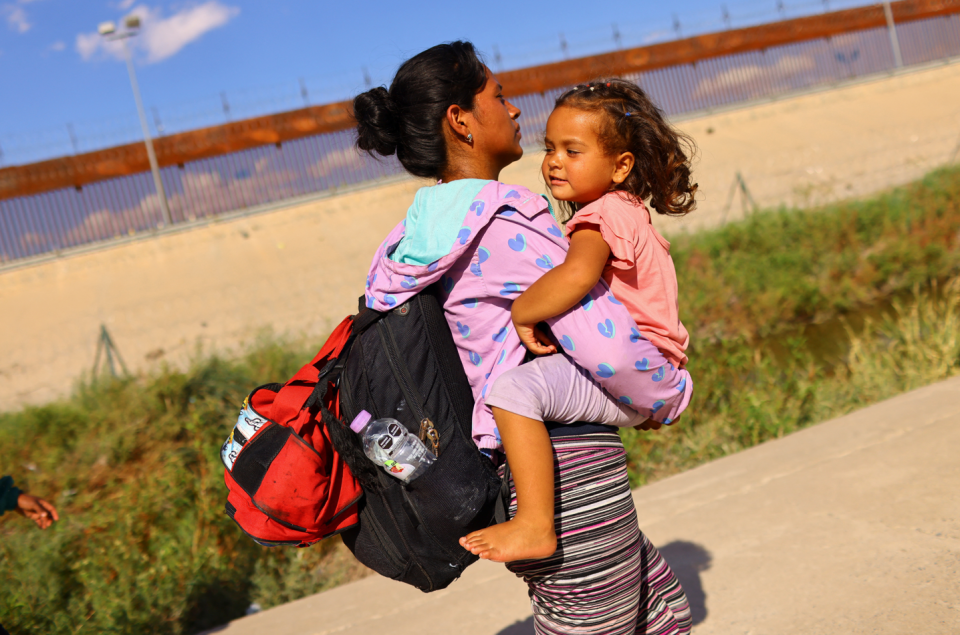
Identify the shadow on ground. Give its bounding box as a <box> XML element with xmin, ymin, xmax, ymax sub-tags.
<box><xmin>497</xmin><ymin>616</ymin><xmax>535</xmax><ymax>634</ymax></box>
<box><xmin>659</xmin><ymin>540</ymin><xmax>712</xmax><ymax>626</ymax></box>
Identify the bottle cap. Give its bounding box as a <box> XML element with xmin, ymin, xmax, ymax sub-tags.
<box><xmin>349</xmin><ymin>410</ymin><xmax>372</xmax><ymax>433</ymax></box>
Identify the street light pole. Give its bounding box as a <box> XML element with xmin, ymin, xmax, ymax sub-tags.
<box><xmin>99</xmin><ymin>17</ymin><xmax>172</xmax><ymax>228</ymax></box>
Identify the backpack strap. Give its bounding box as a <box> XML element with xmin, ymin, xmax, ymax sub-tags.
<box><xmin>303</xmin><ymin>306</ymin><xmax>385</xmax><ymax>412</ymax></box>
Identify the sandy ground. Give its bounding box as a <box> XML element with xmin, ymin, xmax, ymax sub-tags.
<box><xmin>2</xmin><ymin>61</ymin><xmax>959</xmax><ymax>409</ymax></box>
<box><xmin>202</xmin><ymin>375</ymin><xmax>960</xmax><ymax>635</ymax></box>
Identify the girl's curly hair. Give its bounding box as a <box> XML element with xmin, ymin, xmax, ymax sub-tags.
<box><xmin>553</xmin><ymin>79</ymin><xmax>698</xmax><ymax>220</ymax></box>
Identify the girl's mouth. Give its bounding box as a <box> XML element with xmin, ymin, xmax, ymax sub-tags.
<box><xmin>549</xmin><ymin>177</ymin><xmax>567</xmax><ymax>186</ymax></box>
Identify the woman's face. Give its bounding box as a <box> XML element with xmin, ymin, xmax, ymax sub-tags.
<box><xmin>471</xmin><ymin>68</ymin><xmax>523</xmax><ymax>172</ymax></box>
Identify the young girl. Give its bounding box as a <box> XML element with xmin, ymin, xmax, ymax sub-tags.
<box><xmin>460</xmin><ymin>78</ymin><xmax>697</xmax><ymax>563</ymax></box>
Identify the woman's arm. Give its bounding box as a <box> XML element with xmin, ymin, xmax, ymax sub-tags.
<box><xmin>511</xmin><ymin>228</ymin><xmax>609</xmax><ymax>354</ymax></box>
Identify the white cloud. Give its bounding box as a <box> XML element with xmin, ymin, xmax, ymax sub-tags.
<box><xmin>49</xmin><ymin>40</ymin><xmax>65</xmax><ymax>52</ymax></box>
<box><xmin>117</xmin><ymin>0</ymin><xmax>136</xmax><ymax>8</ymax></box>
<box><xmin>3</xmin><ymin>5</ymin><xmax>31</xmax><ymax>33</ymax></box>
<box><xmin>75</xmin><ymin>2</ymin><xmax>239</xmax><ymax>63</ymax></box>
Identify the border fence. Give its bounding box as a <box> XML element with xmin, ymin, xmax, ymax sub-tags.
<box><xmin>1</xmin><ymin>0</ymin><xmax>959</xmax><ymax>265</ymax></box>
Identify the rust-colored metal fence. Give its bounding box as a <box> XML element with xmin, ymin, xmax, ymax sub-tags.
<box><xmin>1</xmin><ymin>0</ymin><xmax>959</xmax><ymax>265</ymax></box>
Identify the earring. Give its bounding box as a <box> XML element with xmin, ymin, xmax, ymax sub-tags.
<box><xmin>466</xmin><ymin>133</ymin><xmax>473</xmax><ymax>143</ymax></box>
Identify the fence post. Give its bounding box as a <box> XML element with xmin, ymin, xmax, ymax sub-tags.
<box><xmin>883</xmin><ymin>1</ymin><xmax>904</xmax><ymax>68</ymax></box>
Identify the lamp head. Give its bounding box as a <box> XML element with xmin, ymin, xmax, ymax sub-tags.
<box><xmin>123</xmin><ymin>15</ymin><xmax>141</xmax><ymax>30</ymax></box>
<box><xmin>97</xmin><ymin>21</ymin><xmax>116</xmax><ymax>36</ymax></box>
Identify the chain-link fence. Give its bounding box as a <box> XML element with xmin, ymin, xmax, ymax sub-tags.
<box><xmin>1</xmin><ymin>4</ymin><xmax>958</xmax><ymax>266</ymax></box>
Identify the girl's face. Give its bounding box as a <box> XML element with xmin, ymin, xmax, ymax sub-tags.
<box><xmin>541</xmin><ymin>106</ymin><xmax>630</xmax><ymax>204</ymax></box>
<box><xmin>471</xmin><ymin>68</ymin><xmax>523</xmax><ymax>172</ymax></box>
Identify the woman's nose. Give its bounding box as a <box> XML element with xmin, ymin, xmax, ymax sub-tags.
<box><xmin>507</xmin><ymin>100</ymin><xmax>521</xmax><ymax>120</ymax></box>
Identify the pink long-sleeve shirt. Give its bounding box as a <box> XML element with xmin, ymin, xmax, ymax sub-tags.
<box><xmin>365</xmin><ymin>181</ymin><xmax>693</xmax><ymax>451</ymax></box>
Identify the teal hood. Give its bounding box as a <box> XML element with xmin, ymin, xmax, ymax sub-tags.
<box><xmin>389</xmin><ymin>179</ymin><xmax>492</xmax><ymax>267</ymax></box>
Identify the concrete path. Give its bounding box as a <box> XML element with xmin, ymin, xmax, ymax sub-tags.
<box><xmin>205</xmin><ymin>375</ymin><xmax>960</xmax><ymax>635</ymax></box>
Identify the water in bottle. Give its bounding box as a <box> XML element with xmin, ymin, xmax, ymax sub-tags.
<box><xmin>349</xmin><ymin>411</ymin><xmax>436</xmax><ymax>482</ymax></box>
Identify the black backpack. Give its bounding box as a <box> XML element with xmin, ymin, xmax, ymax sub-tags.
<box><xmin>323</xmin><ymin>284</ymin><xmax>508</xmax><ymax>592</ymax></box>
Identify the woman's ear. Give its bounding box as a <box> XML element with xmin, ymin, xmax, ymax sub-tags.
<box><xmin>611</xmin><ymin>152</ymin><xmax>635</xmax><ymax>184</ymax></box>
<box><xmin>445</xmin><ymin>104</ymin><xmax>472</xmax><ymax>142</ymax></box>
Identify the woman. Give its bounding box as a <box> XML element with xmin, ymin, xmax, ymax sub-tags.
<box><xmin>355</xmin><ymin>41</ymin><xmax>693</xmax><ymax>635</ymax></box>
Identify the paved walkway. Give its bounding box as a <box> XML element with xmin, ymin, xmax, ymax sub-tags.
<box><xmin>205</xmin><ymin>375</ymin><xmax>960</xmax><ymax>635</ymax></box>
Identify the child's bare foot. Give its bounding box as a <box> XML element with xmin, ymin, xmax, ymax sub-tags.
<box><xmin>459</xmin><ymin>518</ymin><xmax>556</xmax><ymax>563</ymax></box>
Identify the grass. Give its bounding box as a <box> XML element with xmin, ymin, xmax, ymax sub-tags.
<box><xmin>1</xmin><ymin>165</ymin><xmax>959</xmax><ymax>633</ymax></box>
<box><xmin>0</xmin><ymin>337</ymin><xmax>369</xmax><ymax>634</ymax></box>
<box><xmin>673</xmin><ymin>165</ymin><xmax>960</xmax><ymax>342</ymax></box>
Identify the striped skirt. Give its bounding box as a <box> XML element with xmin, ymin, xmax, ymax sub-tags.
<box><xmin>503</xmin><ymin>432</ymin><xmax>691</xmax><ymax>635</ymax></box>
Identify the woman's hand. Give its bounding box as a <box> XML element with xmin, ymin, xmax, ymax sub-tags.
<box><xmin>515</xmin><ymin>321</ymin><xmax>557</xmax><ymax>356</ymax></box>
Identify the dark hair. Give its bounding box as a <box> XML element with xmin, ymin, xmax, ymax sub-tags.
<box><xmin>353</xmin><ymin>41</ymin><xmax>488</xmax><ymax>179</ymax></box>
<box><xmin>554</xmin><ymin>79</ymin><xmax>698</xmax><ymax>220</ymax></box>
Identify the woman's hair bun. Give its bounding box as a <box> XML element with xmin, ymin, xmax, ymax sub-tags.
<box><xmin>354</xmin><ymin>86</ymin><xmax>399</xmax><ymax>157</ymax></box>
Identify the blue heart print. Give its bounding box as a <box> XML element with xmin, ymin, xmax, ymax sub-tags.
<box><xmin>427</xmin><ymin>260</ymin><xmax>440</xmax><ymax>272</ymax></box>
<box><xmin>482</xmin><ymin>384</ymin><xmax>489</xmax><ymax>398</ymax></box>
<box><xmin>508</xmin><ymin>233</ymin><xmax>527</xmax><ymax>252</ymax></box>
<box><xmin>607</xmin><ymin>294</ymin><xmax>623</xmax><ymax>306</ymax></box>
<box><xmin>651</xmin><ymin>366</ymin><xmax>665</xmax><ymax>382</ymax></box>
<box><xmin>596</xmin><ymin>363</ymin><xmax>616</xmax><ymax>379</ymax></box>
<box><xmin>559</xmin><ymin>334</ymin><xmax>576</xmax><ymax>351</ymax></box>
<box><xmin>401</xmin><ymin>276</ymin><xmax>418</xmax><ymax>290</ymax></box>
<box><xmin>456</xmin><ymin>321</ymin><xmax>471</xmax><ymax>338</ymax></box>
<box><xmin>470</xmin><ymin>247</ymin><xmax>490</xmax><ymax>277</ymax></box>
<box><xmin>457</xmin><ymin>227</ymin><xmax>471</xmax><ymax>245</ymax></box>
<box><xmin>383</xmin><ymin>294</ymin><xmax>397</xmax><ymax>307</ymax></box>
<box><xmin>366</xmin><ymin>294</ymin><xmax>374</xmax><ymax>308</ymax></box>
<box><xmin>676</xmin><ymin>376</ymin><xmax>686</xmax><ymax>392</ymax></box>
<box><xmin>500</xmin><ymin>282</ymin><xmax>521</xmax><ymax>296</ymax></box>
<box><xmin>497</xmin><ymin>350</ymin><xmax>507</xmax><ymax>365</ymax></box>
<box><xmin>461</xmin><ymin>298</ymin><xmax>478</xmax><ymax>309</ymax></box>
<box><xmin>619</xmin><ymin>396</ymin><xmax>633</xmax><ymax>405</ymax></box>
<box><xmin>650</xmin><ymin>400</ymin><xmax>665</xmax><ymax>414</ymax></box>
<box><xmin>505</xmin><ymin>190</ymin><xmax>521</xmax><ymax>199</ymax></box>
<box><xmin>469</xmin><ymin>351</ymin><xmax>483</xmax><ymax>366</ymax></box>
<box><xmin>500</xmin><ymin>209</ymin><xmax>516</xmax><ymax>217</ymax></box>
<box><xmin>548</xmin><ymin>225</ymin><xmax>563</xmax><ymax>238</ymax></box>
<box><xmin>630</xmin><ymin>327</ymin><xmax>642</xmax><ymax>343</ymax></box>
<box><xmin>598</xmin><ymin>319</ymin><xmax>616</xmax><ymax>338</ymax></box>
<box><xmin>535</xmin><ymin>254</ymin><xmax>554</xmax><ymax>269</ymax></box>
<box><xmin>492</xmin><ymin>327</ymin><xmax>508</xmax><ymax>342</ymax></box>
<box><xmin>579</xmin><ymin>294</ymin><xmax>594</xmax><ymax>311</ymax></box>
<box><xmin>635</xmin><ymin>358</ymin><xmax>649</xmax><ymax>371</ymax></box>
<box><xmin>365</xmin><ymin>275</ymin><xmax>370</xmax><ymax>289</ymax></box>
<box><xmin>470</xmin><ymin>200</ymin><xmax>485</xmax><ymax>216</ymax></box>
<box><xmin>663</xmin><ymin>417</ymin><xmax>673</xmax><ymax>425</ymax></box>
<box><xmin>442</xmin><ymin>276</ymin><xmax>455</xmax><ymax>293</ymax></box>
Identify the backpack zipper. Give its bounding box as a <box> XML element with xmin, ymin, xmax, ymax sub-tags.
<box><xmin>377</xmin><ymin>320</ymin><xmax>440</xmax><ymax>457</ymax></box>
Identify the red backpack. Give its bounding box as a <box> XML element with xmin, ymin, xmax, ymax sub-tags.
<box><xmin>221</xmin><ymin>311</ymin><xmax>378</xmax><ymax>546</ymax></box>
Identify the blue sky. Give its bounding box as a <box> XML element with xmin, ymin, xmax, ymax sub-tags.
<box><xmin>0</xmin><ymin>0</ymin><xmax>875</xmax><ymax>165</ymax></box>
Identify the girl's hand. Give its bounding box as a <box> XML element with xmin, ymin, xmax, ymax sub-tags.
<box><xmin>515</xmin><ymin>322</ymin><xmax>557</xmax><ymax>355</ymax></box>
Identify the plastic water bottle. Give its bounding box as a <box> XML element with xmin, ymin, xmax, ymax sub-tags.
<box><xmin>349</xmin><ymin>411</ymin><xmax>436</xmax><ymax>482</ymax></box>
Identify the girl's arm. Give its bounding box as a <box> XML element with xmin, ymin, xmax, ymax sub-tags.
<box><xmin>512</xmin><ymin>228</ymin><xmax>609</xmax><ymax>354</ymax></box>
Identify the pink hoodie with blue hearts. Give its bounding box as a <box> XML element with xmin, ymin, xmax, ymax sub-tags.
<box><xmin>365</xmin><ymin>181</ymin><xmax>693</xmax><ymax>451</ymax></box>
